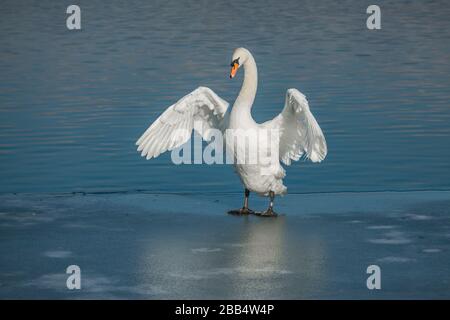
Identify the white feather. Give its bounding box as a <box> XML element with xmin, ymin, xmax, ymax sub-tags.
<box><xmin>263</xmin><ymin>88</ymin><xmax>327</xmax><ymax>165</ymax></box>
<box><xmin>136</xmin><ymin>87</ymin><xmax>229</xmax><ymax>160</ymax></box>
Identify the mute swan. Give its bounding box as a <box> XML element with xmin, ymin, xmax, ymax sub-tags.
<box><xmin>136</xmin><ymin>48</ymin><xmax>327</xmax><ymax>217</ymax></box>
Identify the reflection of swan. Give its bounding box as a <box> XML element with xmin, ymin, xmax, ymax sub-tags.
<box><xmin>235</xmin><ymin>218</ymin><xmax>287</xmax><ymax>275</ymax></box>
<box><xmin>229</xmin><ymin>218</ymin><xmax>326</xmax><ymax>299</ymax></box>
<box><xmin>136</xmin><ymin>48</ymin><xmax>327</xmax><ymax>216</ymax></box>
<box><xmin>136</xmin><ymin>216</ymin><xmax>327</xmax><ymax>299</ymax></box>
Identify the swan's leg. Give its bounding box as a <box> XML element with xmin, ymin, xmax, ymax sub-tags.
<box><xmin>256</xmin><ymin>191</ymin><xmax>278</xmax><ymax>217</ymax></box>
<box><xmin>228</xmin><ymin>188</ymin><xmax>255</xmax><ymax>215</ymax></box>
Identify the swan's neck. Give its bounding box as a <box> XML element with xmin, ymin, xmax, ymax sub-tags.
<box><xmin>235</xmin><ymin>54</ymin><xmax>258</xmax><ymax>111</ymax></box>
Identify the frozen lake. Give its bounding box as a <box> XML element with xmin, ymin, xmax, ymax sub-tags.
<box><xmin>1</xmin><ymin>191</ymin><xmax>450</xmax><ymax>299</ymax></box>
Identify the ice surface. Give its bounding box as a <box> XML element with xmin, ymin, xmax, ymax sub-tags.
<box><xmin>1</xmin><ymin>191</ymin><xmax>450</xmax><ymax>299</ymax></box>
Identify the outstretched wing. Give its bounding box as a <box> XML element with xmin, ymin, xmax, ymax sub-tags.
<box><xmin>264</xmin><ymin>88</ymin><xmax>327</xmax><ymax>165</ymax></box>
<box><xmin>136</xmin><ymin>86</ymin><xmax>229</xmax><ymax>159</ymax></box>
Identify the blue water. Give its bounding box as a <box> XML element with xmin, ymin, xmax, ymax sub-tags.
<box><xmin>1</xmin><ymin>0</ymin><xmax>450</xmax><ymax>194</ymax></box>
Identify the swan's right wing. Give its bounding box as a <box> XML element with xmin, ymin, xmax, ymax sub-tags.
<box><xmin>136</xmin><ymin>87</ymin><xmax>229</xmax><ymax>159</ymax></box>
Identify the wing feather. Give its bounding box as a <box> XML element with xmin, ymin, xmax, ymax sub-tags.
<box><xmin>264</xmin><ymin>88</ymin><xmax>327</xmax><ymax>165</ymax></box>
<box><xmin>136</xmin><ymin>87</ymin><xmax>229</xmax><ymax>160</ymax></box>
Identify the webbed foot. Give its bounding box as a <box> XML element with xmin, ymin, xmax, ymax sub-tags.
<box><xmin>254</xmin><ymin>208</ymin><xmax>278</xmax><ymax>217</ymax></box>
<box><xmin>228</xmin><ymin>207</ymin><xmax>255</xmax><ymax>215</ymax></box>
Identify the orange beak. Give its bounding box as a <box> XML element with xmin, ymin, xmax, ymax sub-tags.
<box><xmin>230</xmin><ymin>62</ymin><xmax>239</xmax><ymax>79</ymax></box>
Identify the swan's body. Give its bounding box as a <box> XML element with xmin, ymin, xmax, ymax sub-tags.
<box><xmin>136</xmin><ymin>48</ymin><xmax>327</xmax><ymax>215</ymax></box>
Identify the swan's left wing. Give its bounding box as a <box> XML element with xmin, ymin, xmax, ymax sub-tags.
<box><xmin>264</xmin><ymin>88</ymin><xmax>327</xmax><ymax>165</ymax></box>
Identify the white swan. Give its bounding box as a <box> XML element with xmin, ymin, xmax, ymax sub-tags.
<box><xmin>136</xmin><ymin>48</ymin><xmax>327</xmax><ymax>216</ymax></box>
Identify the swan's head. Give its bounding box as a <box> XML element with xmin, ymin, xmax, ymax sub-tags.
<box><xmin>230</xmin><ymin>47</ymin><xmax>250</xmax><ymax>79</ymax></box>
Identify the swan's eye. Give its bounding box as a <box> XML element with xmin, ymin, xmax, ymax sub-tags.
<box><xmin>230</xmin><ymin>58</ymin><xmax>240</xmax><ymax>67</ymax></box>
